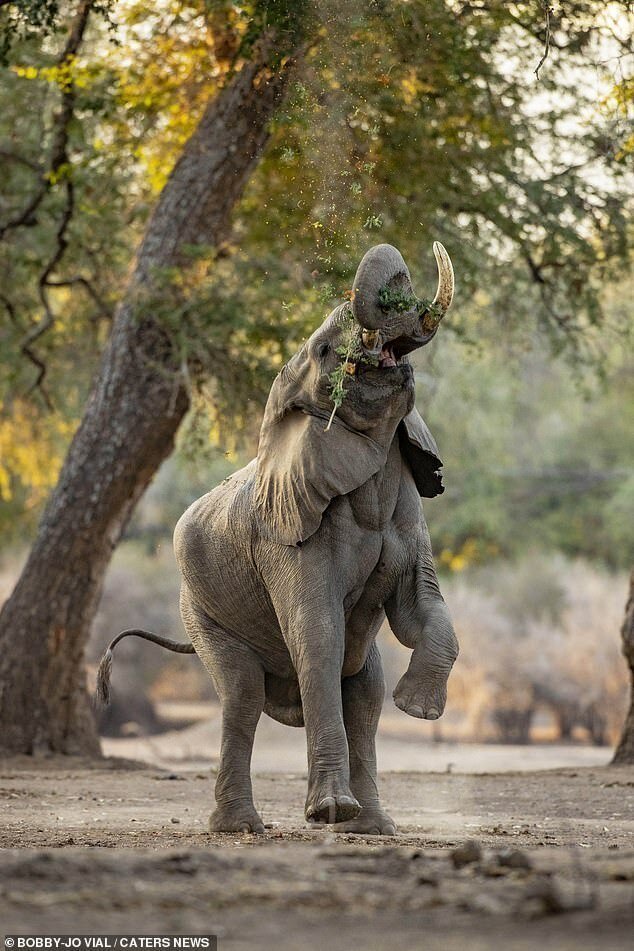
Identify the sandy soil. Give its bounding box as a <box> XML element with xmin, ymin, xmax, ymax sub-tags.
<box><xmin>1</xmin><ymin>745</ymin><xmax>633</xmax><ymax>950</ymax></box>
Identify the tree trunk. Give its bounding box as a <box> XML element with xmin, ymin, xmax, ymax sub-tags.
<box><xmin>0</xmin><ymin>35</ymin><xmax>300</xmax><ymax>755</ymax></box>
<box><xmin>613</xmin><ymin>570</ymin><xmax>634</xmax><ymax>764</ymax></box>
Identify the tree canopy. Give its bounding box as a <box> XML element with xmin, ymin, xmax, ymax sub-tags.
<box><xmin>1</xmin><ymin>0</ymin><xmax>632</xmax><ymax>552</ymax></box>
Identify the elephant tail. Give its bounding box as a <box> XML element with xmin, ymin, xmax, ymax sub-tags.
<box><xmin>95</xmin><ymin>629</ymin><xmax>196</xmax><ymax>707</ymax></box>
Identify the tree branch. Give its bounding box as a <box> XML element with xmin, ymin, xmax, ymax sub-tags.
<box><xmin>2</xmin><ymin>2</ymin><xmax>93</xmax><ymax>402</ymax></box>
<box><xmin>534</xmin><ymin>3</ymin><xmax>553</xmax><ymax>80</ymax></box>
<box><xmin>0</xmin><ymin>147</ymin><xmax>42</xmax><ymax>173</ymax></box>
<box><xmin>0</xmin><ymin>292</ymin><xmax>52</xmax><ymax>407</ymax></box>
<box><xmin>1</xmin><ymin>292</ymin><xmax>19</xmax><ymax>327</ymax></box>
<box><xmin>44</xmin><ymin>275</ymin><xmax>113</xmax><ymax>322</ymax></box>
<box><xmin>0</xmin><ymin>0</ymin><xmax>92</xmax><ymax>240</ymax></box>
<box><xmin>18</xmin><ymin>179</ymin><xmax>75</xmax><ymax>406</ymax></box>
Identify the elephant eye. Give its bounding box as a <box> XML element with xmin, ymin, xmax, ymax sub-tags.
<box><xmin>317</xmin><ymin>342</ymin><xmax>330</xmax><ymax>359</ymax></box>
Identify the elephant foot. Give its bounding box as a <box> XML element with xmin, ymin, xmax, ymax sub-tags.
<box><xmin>305</xmin><ymin>778</ymin><xmax>361</xmax><ymax>824</ymax></box>
<box><xmin>333</xmin><ymin>806</ymin><xmax>397</xmax><ymax>835</ymax></box>
<box><xmin>209</xmin><ymin>803</ymin><xmax>265</xmax><ymax>834</ymax></box>
<box><xmin>393</xmin><ymin>652</ymin><xmax>450</xmax><ymax>721</ymax></box>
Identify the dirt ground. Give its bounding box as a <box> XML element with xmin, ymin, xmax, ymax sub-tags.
<box><xmin>2</xmin><ymin>744</ymin><xmax>634</xmax><ymax>951</ymax></box>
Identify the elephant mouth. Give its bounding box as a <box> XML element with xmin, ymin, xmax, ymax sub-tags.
<box><xmin>356</xmin><ymin>337</ymin><xmax>415</xmax><ymax>373</ymax></box>
<box><xmin>356</xmin><ymin>348</ymin><xmax>413</xmax><ymax>383</ymax></box>
<box><xmin>378</xmin><ymin>342</ymin><xmax>400</xmax><ymax>368</ymax></box>
<box><xmin>379</xmin><ymin>334</ymin><xmax>429</xmax><ymax>364</ymax></box>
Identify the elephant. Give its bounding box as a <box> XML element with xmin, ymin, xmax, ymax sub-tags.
<box><xmin>97</xmin><ymin>241</ymin><xmax>459</xmax><ymax>835</ymax></box>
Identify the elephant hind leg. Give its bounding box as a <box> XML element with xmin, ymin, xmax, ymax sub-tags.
<box><xmin>334</xmin><ymin>642</ymin><xmax>396</xmax><ymax>836</ymax></box>
<box><xmin>180</xmin><ymin>586</ymin><xmax>265</xmax><ymax>833</ymax></box>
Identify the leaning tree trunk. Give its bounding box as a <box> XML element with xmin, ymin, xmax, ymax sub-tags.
<box><xmin>613</xmin><ymin>570</ymin><xmax>634</xmax><ymax>764</ymax></box>
<box><xmin>0</xmin><ymin>35</ymin><xmax>300</xmax><ymax>755</ymax></box>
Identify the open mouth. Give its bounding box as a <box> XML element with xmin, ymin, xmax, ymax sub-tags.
<box><xmin>353</xmin><ymin>344</ymin><xmax>410</xmax><ymax>374</ymax></box>
<box><xmin>375</xmin><ymin>336</ymin><xmax>414</xmax><ymax>369</ymax></box>
<box><xmin>378</xmin><ymin>343</ymin><xmax>399</xmax><ymax>368</ymax></box>
<box><xmin>350</xmin><ymin>341</ymin><xmax>411</xmax><ymax>373</ymax></box>
<box><xmin>343</xmin><ymin>335</ymin><xmax>414</xmax><ymax>376</ymax></box>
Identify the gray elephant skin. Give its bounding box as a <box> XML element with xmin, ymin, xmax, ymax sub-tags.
<box><xmin>97</xmin><ymin>242</ymin><xmax>459</xmax><ymax>836</ymax></box>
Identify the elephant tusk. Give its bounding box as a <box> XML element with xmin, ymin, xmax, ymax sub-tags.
<box><xmin>362</xmin><ymin>328</ymin><xmax>380</xmax><ymax>350</ymax></box>
<box><xmin>430</xmin><ymin>241</ymin><xmax>454</xmax><ymax>315</ymax></box>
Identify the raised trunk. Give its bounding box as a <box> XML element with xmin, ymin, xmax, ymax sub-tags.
<box><xmin>0</xmin><ymin>36</ymin><xmax>300</xmax><ymax>755</ymax></box>
<box><xmin>612</xmin><ymin>569</ymin><xmax>634</xmax><ymax>764</ymax></box>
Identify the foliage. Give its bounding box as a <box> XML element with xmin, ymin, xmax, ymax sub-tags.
<box><xmin>0</xmin><ymin>401</ymin><xmax>75</xmax><ymax>549</ymax></box>
<box><xmin>377</xmin><ymin>286</ymin><xmax>418</xmax><ymax>314</ymax></box>
<box><xmin>420</xmin><ymin>322</ymin><xmax>634</xmax><ymax>570</ymax></box>
<box><xmin>325</xmin><ymin>338</ymin><xmax>354</xmax><ymax>430</ymax></box>
<box><xmin>0</xmin><ymin>0</ymin><xmax>632</xmax><ymax>553</ymax></box>
<box><xmin>324</xmin><ymin>309</ymin><xmax>379</xmax><ymax>429</ymax></box>
<box><xmin>239</xmin><ymin>0</ymin><xmax>632</xmax><ymax>354</ymax></box>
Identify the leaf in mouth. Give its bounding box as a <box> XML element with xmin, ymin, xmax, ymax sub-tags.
<box><xmin>325</xmin><ymin>317</ymin><xmax>379</xmax><ymax>431</ymax></box>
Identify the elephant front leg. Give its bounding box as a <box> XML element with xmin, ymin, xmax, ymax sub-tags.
<box><xmin>335</xmin><ymin>642</ymin><xmax>396</xmax><ymax>835</ymax></box>
<box><xmin>386</xmin><ymin>552</ymin><xmax>459</xmax><ymax>721</ymax></box>
<box><xmin>279</xmin><ymin>604</ymin><xmax>360</xmax><ymax>825</ymax></box>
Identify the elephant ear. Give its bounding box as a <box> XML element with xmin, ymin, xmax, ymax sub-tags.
<box><xmin>398</xmin><ymin>407</ymin><xmax>445</xmax><ymax>498</ymax></box>
<box><xmin>255</xmin><ymin>371</ymin><xmax>387</xmax><ymax>546</ymax></box>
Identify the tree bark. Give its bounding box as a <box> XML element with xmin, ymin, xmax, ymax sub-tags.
<box><xmin>612</xmin><ymin>570</ymin><xmax>634</xmax><ymax>764</ymax></box>
<box><xmin>0</xmin><ymin>35</ymin><xmax>300</xmax><ymax>755</ymax></box>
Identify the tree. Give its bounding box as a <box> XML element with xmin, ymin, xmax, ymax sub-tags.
<box><xmin>0</xmin><ymin>0</ymin><xmax>309</xmax><ymax>754</ymax></box>
<box><xmin>613</xmin><ymin>572</ymin><xmax>634</xmax><ymax>763</ymax></box>
<box><xmin>0</xmin><ymin>0</ymin><xmax>631</xmax><ymax>755</ymax></box>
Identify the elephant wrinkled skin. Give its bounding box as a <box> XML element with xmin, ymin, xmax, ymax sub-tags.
<box><xmin>98</xmin><ymin>242</ymin><xmax>459</xmax><ymax>835</ymax></box>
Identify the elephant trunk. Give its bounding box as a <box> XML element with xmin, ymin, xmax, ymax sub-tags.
<box><xmin>351</xmin><ymin>241</ymin><xmax>454</xmax><ymax>345</ymax></box>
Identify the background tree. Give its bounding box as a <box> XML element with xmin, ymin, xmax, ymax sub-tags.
<box><xmin>613</xmin><ymin>572</ymin><xmax>634</xmax><ymax>762</ymax></box>
<box><xmin>0</xmin><ymin>0</ymin><xmax>631</xmax><ymax>755</ymax></box>
<box><xmin>0</xmin><ymin>0</ymin><xmax>311</xmax><ymax>753</ymax></box>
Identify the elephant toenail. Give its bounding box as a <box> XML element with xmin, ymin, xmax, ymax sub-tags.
<box><xmin>409</xmin><ymin>704</ymin><xmax>424</xmax><ymax>718</ymax></box>
<box><xmin>426</xmin><ymin>707</ymin><xmax>440</xmax><ymax>720</ymax></box>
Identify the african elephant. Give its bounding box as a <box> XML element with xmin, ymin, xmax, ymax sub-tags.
<box><xmin>97</xmin><ymin>242</ymin><xmax>459</xmax><ymax>835</ymax></box>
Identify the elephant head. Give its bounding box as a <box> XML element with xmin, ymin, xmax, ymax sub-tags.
<box><xmin>255</xmin><ymin>242</ymin><xmax>454</xmax><ymax>546</ymax></box>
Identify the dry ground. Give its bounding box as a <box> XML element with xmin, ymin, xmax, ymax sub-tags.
<box><xmin>1</xmin><ymin>749</ymin><xmax>633</xmax><ymax>951</ymax></box>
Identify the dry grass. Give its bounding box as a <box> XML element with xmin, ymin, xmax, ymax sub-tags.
<box><xmin>423</xmin><ymin>556</ymin><xmax>628</xmax><ymax>744</ymax></box>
